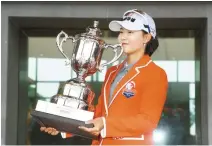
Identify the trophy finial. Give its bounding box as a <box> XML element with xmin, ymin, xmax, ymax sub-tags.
<box><xmin>85</xmin><ymin>21</ymin><xmax>102</xmax><ymax>37</ymax></box>
<box><xmin>93</xmin><ymin>21</ymin><xmax>99</xmax><ymax>28</ymax></box>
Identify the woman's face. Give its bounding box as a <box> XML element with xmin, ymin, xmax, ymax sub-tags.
<box><xmin>118</xmin><ymin>28</ymin><xmax>148</xmax><ymax>55</ymax></box>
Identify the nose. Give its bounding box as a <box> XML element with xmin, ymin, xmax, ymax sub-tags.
<box><xmin>118</xmin><ymin>32</ymin><xmax>127</xmax><ymax>43</ymax></box>
<box><xmin>120</xmin><ymin>33</ymin><xmax>127</xmax><ymax>41</ymax></box>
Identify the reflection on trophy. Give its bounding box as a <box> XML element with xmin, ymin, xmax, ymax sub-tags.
<box><xmin>31</xmin><ymin>21</ymin><xmax>123</xmax><ymax>139</ymax></box>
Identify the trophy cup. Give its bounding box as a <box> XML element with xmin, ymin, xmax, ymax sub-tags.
<box><xmin>31</xmin><ymin>21</ymin><xmax>123</xmax><ymax>139</ymax></box>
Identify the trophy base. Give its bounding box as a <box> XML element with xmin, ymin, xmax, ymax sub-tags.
<box><xmin>30</xmin><ymin>100</ymin><xmax>98</xmax><ymax>139</ymax></box>
<box><xmin>31</xmin><ymin>110</ymin><xmax>98</xmax><ymax>139</ymax></box>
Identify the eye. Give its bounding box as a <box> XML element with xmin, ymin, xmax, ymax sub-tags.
<box><xmin>119</xmin><ymin>31</ymin><xmax>123</xmax><ymax>34</ymax></box>
<box><xmin>128</xmin><ymin>31</ymin><xmax>133</xmax><ymax>34</ymax></box>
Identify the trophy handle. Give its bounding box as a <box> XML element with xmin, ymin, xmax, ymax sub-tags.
<box><xmin>98</xmin><ymin>43</ymin><xmax>123</xmax><ymax>71</ymax></box>
<box><xmin>56</xmin><ymin>31</ymin><xmax>76</xmax><ymax>65</ymax></box>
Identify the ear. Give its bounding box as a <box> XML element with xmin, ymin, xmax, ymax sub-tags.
<box><xmin>144</xmin><ymin>33</ymin><xmax>152</xmax><ymax>44</ymax></box>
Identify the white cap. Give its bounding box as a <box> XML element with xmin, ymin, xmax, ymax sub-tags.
<box><xmin>109</xmin><ymin>9</ymin><xmax>156</xmax><ymax>38</ymax></box>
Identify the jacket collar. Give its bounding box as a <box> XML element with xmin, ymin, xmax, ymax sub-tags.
<box><xmin>104</xmin><ymin>55</ymin><xmax>152</xmax><ymax>112</ymax></box>
<box><xmin>114</xmin><ymin>54</ymin><xmax>151</xmax><ymax>70</ymax></box>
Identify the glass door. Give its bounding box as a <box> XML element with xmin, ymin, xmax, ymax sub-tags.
<box><xmin>26</xmin><ymin>29</ymin><xmax>199</xmax><ymax>145</ymax></box>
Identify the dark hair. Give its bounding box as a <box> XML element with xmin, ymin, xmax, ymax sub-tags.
<box><xmin>142</xmin><ymin>31</ymin><xmax>159</xmax><ymax>56</ymax></box>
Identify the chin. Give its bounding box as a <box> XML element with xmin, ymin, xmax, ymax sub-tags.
<box><xmin>123</xmin><ymin>49</ymin><xmax>134</xmax><ymax>55</ymax></box>
<box><xmin>123</xmin><ymin>48</ymin><xmax>131</xmax><ymax>54</ymax></box>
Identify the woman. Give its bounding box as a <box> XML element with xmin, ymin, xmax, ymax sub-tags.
<box><xmin>41</xmin><ymin>9</ymin><xmax>168</xmax><ymax>145</ymax></box>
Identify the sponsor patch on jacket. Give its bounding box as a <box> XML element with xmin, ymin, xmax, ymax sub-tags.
<box><xmin>122</xmin><ymin>81</ymin><xmax>136</xmax><ymax>98</ymax></box>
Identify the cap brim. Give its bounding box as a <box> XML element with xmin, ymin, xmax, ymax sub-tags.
<box><xmin>109</xmin><ymin>20</ymin><xmax>142</xmax><ymax>32</ymax></box>
<box><xmin>109</xmin><ymin>20</ymin><xmax>123</xmax><ymax>32</ymax></box>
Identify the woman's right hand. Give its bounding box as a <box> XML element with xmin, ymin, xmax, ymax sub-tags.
<box><xmin>40</xmin><ymin>127</ymin><xmax>59</xmax><ymax>135</ymax></box>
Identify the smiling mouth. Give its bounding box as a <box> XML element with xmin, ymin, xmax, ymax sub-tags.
<box><xmin>122</xmin><ymin>43</ymin><xmax>128</xmax><ymax>46</ymax></box>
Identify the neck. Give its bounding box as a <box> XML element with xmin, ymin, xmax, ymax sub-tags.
<box><xmin>126</xmin><ymin>49</ymin><xmax>145</xmax><ymax>64</ymax></box>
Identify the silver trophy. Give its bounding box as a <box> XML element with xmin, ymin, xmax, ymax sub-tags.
<box><xmin>51</xmin><ymin>20</ymin><xmax>123</xmax><ymax>111</ymax></box>
<box><xmin>31</xmin><ymin>21</ymin><xmax>123</xmax><ymax>139</ymax></box>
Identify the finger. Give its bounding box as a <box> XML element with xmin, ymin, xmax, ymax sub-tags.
<box><xmin>40</xmin><ymin>127</ymin><xmax>46</xmax><ymax>131</ymax></box>
<box><xmin>51</xmin><ymin>128</ymin><xmax>57</xmax><ymax>135</ymax></box>
<box><xmin>55</xmin><ymin>131</ymin><xmax>59</xmax><ymax>135</ymax></box>
<box><xmin>48</xmin><ymin>128</ymin><xmax>53</xmax><ymax>134</ymax></box>
<box><xmin>52</xmin><ymin>130</ymin><xmax>59</xmax><ymax>135</ymax></box>
<box><xmin>45</xmin><ymin>127</ymin><xmax>52</xmax><ymax>133</ymax></box>
<box><xmin>49</xmin><ymin>128</ymin><xmax>58</xmax><ymax>135</ymax></box>
<box><xmin>44</xmin><ymin>127</ymin><xmax>49</xmax><ymax>132</ymax></box>
<box><xmin>52</xmin><ymin>128</ymin><xmax>58</xmax><ymax>132</ymax></box>
<box><xmin>79</xmin><ymin>126</ymin><xmax>91</xmax><ymax>132</ymax></box>
<box><xmin>78</xmin><ymin>126</ymin><xmax>88</xmax><ymax>132</ymax></box>
<box><xmin>79</xmin><ymin>126</ymin><xmax>98</xmax><ymax>133</ymax></box>
<box><xmin>91</xmin><ymin>131</ymin><xmax>100</xmax><ymax>136</ymax></box>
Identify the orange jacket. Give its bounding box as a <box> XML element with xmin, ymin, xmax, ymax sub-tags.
<box><xmin>92</xmin><ymin>55</ymin><xmax>168</xmax><ymax>145</ymax></box>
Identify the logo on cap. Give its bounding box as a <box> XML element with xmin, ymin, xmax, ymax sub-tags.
<box><xmin>124</xmin><ymin>12</ymin><xmax>134</xmax><ymax>17</ymax></box>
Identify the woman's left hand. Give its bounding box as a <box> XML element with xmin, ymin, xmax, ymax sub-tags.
<box><xmin>78</xmin><ymin>117</ymin><xmax>104</xmax><ymax>136</ymax></box>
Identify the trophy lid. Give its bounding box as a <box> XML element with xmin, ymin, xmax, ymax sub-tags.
<box><xmin>81</xmin><ymin>21</ymin><xmax>102</xmax><ymax>38</ymax></box>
